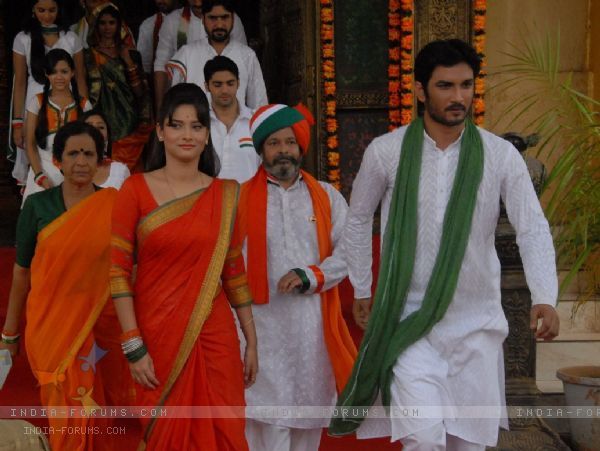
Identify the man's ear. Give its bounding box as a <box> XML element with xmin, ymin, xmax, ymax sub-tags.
<box><xmin>415</xmin><ymin>81</ymin><xmax>426</xmax><ymax>103</ymax></box>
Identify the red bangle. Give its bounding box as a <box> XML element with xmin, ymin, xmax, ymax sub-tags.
<box><xmin>2</xmin><ymin>329</ymin><xmax>18</xmax><ymax>336</ymax></box>
<box><xmin>35</xmin><ymin>175</ymin><xmax>48</xmax><ymax>187</ymax></box>
<box><xmin>119</xmin><ymin>328</ymin><xmax>141</xmax><ymax>343</ymax></box>
<box><xmin>11</xmin><ymin>123</ymin><xmax>23</xmax><ymax>129</ymax></box>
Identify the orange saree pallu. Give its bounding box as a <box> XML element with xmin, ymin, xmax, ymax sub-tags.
<box><xmin>25</xmin><ymin>188</ymin><xmax>128</xmax><ymax>451</ymax></box>
<box><xmin>111</xmin><ymin>177</ymin><xmax>249</xmax><ymax>451</ymax></box>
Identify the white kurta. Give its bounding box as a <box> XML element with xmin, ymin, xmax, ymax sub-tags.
<box><xmin>137</xmin><ymin>13</ymin><xmax>165</xmax><ymax>74</ymax></box>
<box><xmin>242</xmin><ymin>176</ymin><xmax>348</xmax><ymax>429</ymax></box>
<box><xmin>210</xmin><ymin>105</ymin><xmax>260</xmax><ymax>183</ymax></box>
<box><xmin>167</xmin><ymin>40</ymin><xmax>268</xmax><ymax>109</ymax></box>
<box><xmin>344</xmin><ymin>125</ymin><xmax>558</xmax><ymax>446</ymax></box>
<box><xmin>153</xmin><ymin>7</ymin><xmax>247</xmax><ymax>73</ymax></box>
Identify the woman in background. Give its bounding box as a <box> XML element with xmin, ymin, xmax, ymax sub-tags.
<box><xmin>10</xmin><ymin>0</ymin><xmax>87</xmax><ymax>184</ymax></box>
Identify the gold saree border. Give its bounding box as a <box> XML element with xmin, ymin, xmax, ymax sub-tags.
<box><xmin>139</xmin><ymin>180</ymin><xmax>239</xmax><ymax>449</ymax></box>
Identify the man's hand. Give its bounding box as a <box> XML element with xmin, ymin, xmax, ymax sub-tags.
<box><xmin>353</xmin><ymin>298</ymin><xmax>372</xmax><ymax>330</ymax></box>
<box><xmin>530</xmin><ymin>304</ymin><xmax>560</xmax><ymax>340</ymax></box>
<box><xmin>277</xmin><ymin>271</ymin><xmax>303</xmax><ymax>294</ymax></box>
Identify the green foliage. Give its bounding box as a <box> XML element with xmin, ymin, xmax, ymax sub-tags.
<box><xmin>491</xmin><ymin>29</ymin><xmax>600</xmax><ymax>306</ymax></box>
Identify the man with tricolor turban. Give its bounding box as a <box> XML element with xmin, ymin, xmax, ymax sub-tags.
<box><xmin>237</xmin><ymin>104</ymin><xmax>357</xmax><ymax>450</ymax></box>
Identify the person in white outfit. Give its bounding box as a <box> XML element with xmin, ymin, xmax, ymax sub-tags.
<box><xmin>238</xmin><ymin>104</ymin><xmax>357</xmax><ymax>451</ymax></box>
<box><xmin>153</xmin><ymin>0</ymin><xmax>247</xmax><ymax>111</ymax></box>
<box><xmin>136</xmin><ymin>0</ymin><xmax>178</xmax><ymax>75</ymax></box>
<box><xmin>166</xmin><ymin>0</ymin><xmax>267</xmax><ymax>110</ymax></box>
<box><xmin>204</xmin><ymin>55</ymin><xmax>260</xmax><ymax>183</ymax></box>
<box><xmin>329</xmin><ymin>39</ymin><xmax>560</xmax><ymax>451</ymax></box>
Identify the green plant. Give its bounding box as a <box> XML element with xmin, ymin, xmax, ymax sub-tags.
<box><xmin>490</xmin><ymin>29</ymin><xmax>599</xmax><ymax>308</ymax></box>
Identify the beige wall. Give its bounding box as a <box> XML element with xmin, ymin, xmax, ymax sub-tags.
<box><xmin>484</xmin><ymin>0</ymin><xmax>593</xmax><ymax>137</ymax></box>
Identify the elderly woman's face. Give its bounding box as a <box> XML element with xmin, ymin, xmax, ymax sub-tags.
<box><xmin>60</xmin><ymin>134</ymin><xmax>99</xmax><ymax>186</ymax></box>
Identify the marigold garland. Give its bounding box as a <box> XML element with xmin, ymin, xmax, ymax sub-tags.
<box><xmin>320</xmin><ymin>0</ymin><xmax>340</xmax><ymax>190</ymax></box>
<box><xmin>389</xmin><ymin>0</ymin><xmax>414</xmax><ymax>130</ymax></box>
<box><xmin>472</xmin><ymin>0</ymin><xmax>487</xmax><ymax>125</ymax></box>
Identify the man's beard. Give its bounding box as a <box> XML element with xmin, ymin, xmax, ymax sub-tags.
<box><xmin>426</xmin><ymin>100</ymin><xmax>470</xmax><ymax>127</ymax></box>
<box><xmin>263</xmin><ymin>155</ymin><xmax>302</xmax><ymax>182</ymax></box>
<box><xmin>210</xmin><ymin>29</ymin><xmax>230</xmax><ymax>43</ymax></box>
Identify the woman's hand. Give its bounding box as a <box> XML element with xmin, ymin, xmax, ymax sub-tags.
<box><xmin>119</xmin><ymin>46</ymin><xmax>134</xmax><ymax>66</ymax></box>
<box><xmin>129</xmin><ymin>353</ymin><xmax>159</xmax><ymax>390</ymax></box>
<box><xmin>12</xmin><ymin>128</ymin><xmax>24</xmax><ymax>148</ymax></box>
<box><xmin>0</xmin><ymin>341</ymin><xmax>18</xmax><ymax>358</ymax></box>
<box><xmin>244</xmin><ymin>343</ymin><xmax>258</xmax><ymax>388</ymax></box>
<box><xmin>41</xmin><ymin>177</ymin><xmax>53</xmax><ymax>190</ymax></box>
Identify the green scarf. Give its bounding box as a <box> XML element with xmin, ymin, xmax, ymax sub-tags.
<box><xmin>329</xmin><ymin>117</ymin><xmax>484</xmax><ymax>435</ymax></box>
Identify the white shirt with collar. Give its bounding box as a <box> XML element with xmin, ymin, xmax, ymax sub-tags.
<box><xmin>242</xmin><ymin>174</ymin><xmax>349</xmax><ymax>429</ymax></box>
<box><xmin>137</xmin><ymin>12</ymin><xmax>165</xmax><ymax>74</ymax></box>
<box><xmin>167</xmin><ymin>40</ymin><xmax>267</xmax><ymax>109</ymax></box>
<box><xmin>153</xmin><ymin>7</ymin><xmax>247</xmax><ymax>73</ymax></box>
<box><xmin>210</xmin><ymin>104</ymin><xmax>260</xmax><ymax>183</ymax></box>
<box><xmin>344</xmin><ymin>123</ymin><xmax>558</xmax><ymax>445</ymax></box>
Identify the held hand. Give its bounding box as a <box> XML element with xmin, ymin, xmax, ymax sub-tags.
<box><xmin>530</xmin><ymin>304</ymin><xmax>560</xmax><ymax>341</ymax></box>
<box><xmin>277</xmin><ymin>271</ymin><xmax>303</xmax><ymax>294</ymax></box>
<box><xmin>41</xmin><ymin>177</ymin><xmax>53</xmax><ymax>190</ymax></box>
<box><xmin>353</xmin><ymin>298</ymin><xmax>372</xmax><ymax>330</ymax></box>
<box><xmin>244</xmin><ymin>344</ymin><xmax>258</xmax><ymax>388</ymax></box>
<box><xmin>119</xmin><ymin>46</ymin><xmax>134</xmax><ymax>64</ymax></box>
<box><xmin>0</xmin><ymin>340</ymin><xmax>19</xmax><ymax>358</ymax></box>
<box><xmin>129</xmin><ymin>353</ymin><xmax>160</xmax><ymax>390</ymax></box>
<box><xmin>12</xmin><ymin>128</ymin><xmax>24</xmax><ymax>148</ymax></box>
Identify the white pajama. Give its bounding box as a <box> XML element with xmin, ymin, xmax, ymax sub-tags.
<box><xmin>246</xmin><ymin>420</ymin><xmax>322</xmax><ymax>451</ymax></box>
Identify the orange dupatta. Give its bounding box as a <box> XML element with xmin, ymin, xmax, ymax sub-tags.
<box><xmin>25</xmin><ymin>188</ymin><xmax>121</xmax><ymax>450</ymax></box>
<box><xmin>238</xmin><ymin>167</ymin><xmax>357</xmax><ymax>392</ymax></box>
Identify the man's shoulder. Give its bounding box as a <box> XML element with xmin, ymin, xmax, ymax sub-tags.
<box><xmin>226</xmin><ymin>40</ymin><xmax>257</xmax><ymax>57</ymax></box>
<box><xmin>139</xmin><ymin>14</ymin><xmax>157</xmax><ymax>30</ymax></box>
<box><xmin>366</xmin><ymin>125</ymin><xmax>407</xmax><ymax>158</ymax></box>
<box><xmin>165</xmin><ymin>7</ymin><xmax>183</xmax><ymax>23</ymax></box>
<box><xmin>476</xmin><ymin>126</ymin><xmax>519</xmax><ymax>158</ymax></box>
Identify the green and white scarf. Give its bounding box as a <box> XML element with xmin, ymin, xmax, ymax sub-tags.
<box><xmin>329</xmin><ymin>117</ymin><xmax>484</xmax><ymax>435</ymax></box>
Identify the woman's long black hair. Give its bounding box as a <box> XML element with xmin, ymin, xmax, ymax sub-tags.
<box><xmin>35</xmin><ymin>49</ymin><xmax>83</xmax><ymax>149</ymax></box>
<box><xmin>146</xmin><ymin>83</ymin><xmax>220</xmax><ymax>176</ymax></box>
<box><xmin>24</xmin><ymin>0</ymin><xmax>67</xmax><ymax>85</ymax></box>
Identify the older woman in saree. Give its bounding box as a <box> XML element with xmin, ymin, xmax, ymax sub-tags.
<box><xmin>0</xmin><ymin>121</ymin><xmax>130</xmax><ymax>450</ymax></box>
<box><xmin>85</xmin><ymin>4</ymin><xmax>152</xmax><ymax>171</ymax></box>
<box><xmin>110</xmin><ymin>83</ymin><xmax>258</xmax><ymax>451</ymax></box>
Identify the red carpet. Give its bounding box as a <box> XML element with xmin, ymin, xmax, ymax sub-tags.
<box><xmin>0</xmin><ymin>244</ymin><xmax>400</xmax><ymax>450</ymax></box>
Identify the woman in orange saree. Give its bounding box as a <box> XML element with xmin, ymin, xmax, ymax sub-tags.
<box><xmin>110</xmin><ymin>83</ymin><xmax>258</xmax><ymax>451</ymax></box>
<box><xmin>1</xmin><ymin>121</ymin><xmax>131</xmax><ymax>450</ymax></box>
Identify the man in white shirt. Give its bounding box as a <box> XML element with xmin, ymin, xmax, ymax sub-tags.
<box><xmin>329</xmin><ymin>39</ymin><xmax>560</xmax><ymax>451</ymax></box>
<box><xmin>136</xmin><ymin>0</ymin><xmax>178</xmax><ymax>75</ymax></box>
<box><xmin>204</xmin><ymin>56</ymin><xmax>260</xmax><ymax>183</ymax></box>
<box><xmin>238</xmin><ymin>104</ymin><xmax>356</xmax><ymax>451</ymax></box>
<box><xmin>72</xmin><ymin>0</ymin><xmax>135</xmax><ymax>48</ymax></box>
<box><xmin>166</xmin><ymin>0</ymin><xmax>267</xmax><ymax>110</ymax></box>
<box><xmin>153</xmin><ymin>0</ymin><xmax>247</xmax><ymax>111</ymax></box>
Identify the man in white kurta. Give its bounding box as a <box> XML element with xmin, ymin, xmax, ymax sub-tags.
<box><xmin>337</xmin><ymin>39</ymin><xmax>559</xmax><ymax>451</ymax></box>
<box><xmin>204</xmin><ymin>56</ymin><xmax>260</xmax><ymax>183</ymax></box>
<box><xmin>239</xmin><ymin>104</ymin><xmax>356</xmax><ymax>451</ymax></box>
<box><xmin>136</xmin><ymin>0</ymin><xmax>177</xmax><ymax>74</ymax></box>
<box><xmin>153</xmin><ymin>0</ymin><xmax>247</xmax><ymax>108</ymax></box>
<box><xmin>166</xmin><ymin>1</ymin><xmax>267</xmax><ymax>110</ymax></box>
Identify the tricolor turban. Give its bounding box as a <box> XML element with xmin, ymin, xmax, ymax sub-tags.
<box><xmin>249</xmin><ymin>103</ymin><xmax>315</xmax><ymax>155</ymax></box>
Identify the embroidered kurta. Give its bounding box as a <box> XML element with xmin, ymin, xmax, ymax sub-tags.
<box><xmin>210</xmin><ymin>105</ymin><xmax>260</xmax><ymax>183</ymax></box>
<box><xmin>167</xmin><ymin>40</ymin><xmax>267</xmax><ymax>110</ymax></box>
<box><xmin>344</xmin><ymin>125</ymin><xmax>558</xmax><ymax>445</ymax></box>
<box><xmin>242</xmin><ymin>176</ymin><xmax>348</xmax><ymax>429</ymax></box>
<box><xmin>153</xmin><ymin>7</ymin><xmax>247</xmax><ymax>73</ymax></box>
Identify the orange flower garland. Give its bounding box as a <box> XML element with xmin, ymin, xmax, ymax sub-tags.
<box><xmin>389</xmin><ymin>0</ymin><xmax>414</xmax><ymax>130</ymax></box>
<box><xmin>320</xmin><ymin>0</ymin><xmax>340</xmax><ymax>190</ymax></box>
<box><xmin>472</xmin><ymin>0</ymin><xmax>487</xmax><ymax>125</ymax></box>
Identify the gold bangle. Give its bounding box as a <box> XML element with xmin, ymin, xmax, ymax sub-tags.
<box><xmin>242</xmin><ymin>317</ymin><xmax>254</xmax><ymax>327</ymax></box>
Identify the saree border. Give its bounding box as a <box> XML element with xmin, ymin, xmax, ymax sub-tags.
<box><xmin>140</xmin><ymin>180</ymin><xmax>239</xmax><ymax>449</ymax></box>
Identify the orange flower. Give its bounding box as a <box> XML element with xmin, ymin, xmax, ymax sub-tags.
<box><xmin>389</xmin><ymin>80</ymin><xmax>401</xmax><ymax>93</ymax></box>
<box><xmin>327</xmin><ymin>136</ymin><xmax>339</xmax><ymax>149</ymax></box>
<box><xmin>400</xmin><ymin>109</ymin><xmax>412</xmax><ymax>125</ymax></box>
<box><xmin>401</xmin><ymin>17</ymin><xmax>413</xmax><ymax>30</ymax></box>
<box><xmin>389</xmin><ymin>92</ymin><xmax>401</xmax><ymax>107</ymax></box>
<box><xmin>390</xmin><ymin>0</ymin><xmax>401</xmax><ymax>10</ymax></box>
<box><xmin>324</xmin><ymin>81</ymin><xmax>336</xmax><ymax>96</ymax></box>
<box><xmin>473</xmin><ymin>15</ymin><xmax>485</xmax><ymax>31</ymax></box>
<box><xmin>474</xmin><ymin>0</ymin><xmax>486</xmax><ymax>10</ymax></box>
<box><xmin>401</xmin><ymin>60</ymin><xmax>412</xmax><ymax>72</ymax></box>
<box><xmin>389</xmin><ymin>109</ymin><xmax>401</xmax><ymax>123</ymax></box>
<box><xmin>389</xmin><ymin>29</ymin><xmax>401</xmax><ymax>41</ymax></box>
<box><xmin>320</xmin><ymin>0</ymin><xmax>331</xmax><ymax>6</ymax></box>
<box><xmin>321</xmin><ymin>29</ymin><xmax>334</xmax><ymax>41</ymax></box>
<box><xmin>389</xmin><ymin>13</ymin><xmax>401</xmax><ymax>27</ymax></box>
<box><xmin>401</xmin><ymin>0</ymin><xmax>413</xmax><ymax>10</ymax></box>
<box><xmin>401</xmin><ymin>74</ymin><xmax>412</xmax><ymax>89</ymax></box>
<box><xmin>401</xmin><ymin>34</ymin><xmax>413</xmax><ymax>50</ymax></box>
<box><xmin>332</xmin><ymin>181</ymin><xmax>342</xmax><ymax>191</ymax></box>
<box><xmin>401</xmin><ymin>93</ymin><xmax>413</xmax><ymax>107</ymax></box>
<box><xmin>327</xmin><ymin>152</ymin><xmax>340</xmax><ymax>166</ymax></box>
<box><xmin>475</xmin><ymin>77</ymin><xmax>485</xmax><ymax>93</ymax></box>
<box><xmin>326</xmin><ymin>100</ymin><xmax>336</xmax><ymax>117</ymax></box>
<box><xmin>321</xmin><ymin>7</ymin><xmax>333</xmax><ymax>22</ymax></box>
<box><xmin>328</xmin><ymin>169</ymin><xmax>341</xmax><ymax>182</ymax></box>
<box><xmin>389</xmin><ymin>47</ymin><xmax>401</xmax><ymax>61</ymax></box>
<box><xmin>388</xmin><ymin>64</ymin><xmax>400</xmax><ymax>78</ymax></box>
<box><xmin>326</xmin><ymin>118</ymin><xmax>338</xmax><ymax>133</ymax></box>
<box><xmin>473</xmin><ymin>98</ymin><xmax>485</xmax><ymax>114</ymax></box>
